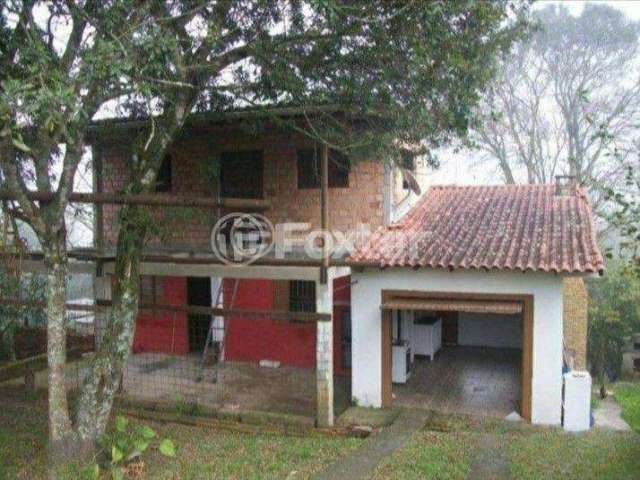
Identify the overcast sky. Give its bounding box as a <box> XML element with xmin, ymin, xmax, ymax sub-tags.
<box><xmin>430</xmin><ymin>0</ymin><xmax>640</xmax><ymax>186</ymax></box>
<box><xmin>538</xmin><ymin>0</ymin><xmax>640</xmax><ymax>19</ymax></box>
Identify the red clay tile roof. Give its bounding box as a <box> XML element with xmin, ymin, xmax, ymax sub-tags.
<box><xmin>349</xmin><ymin>184</ymin><xmax>604</xmax><ymax>274</ymax></box>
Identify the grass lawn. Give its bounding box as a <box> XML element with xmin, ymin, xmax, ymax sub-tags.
<box><xmin>0</xmin><ymin>385</ymin><xmax>362</xmax><ymax>480</ymax></box>
<box><xmin>508</xmin><ymin>428</ymin><xmax>640</xmax><ymax>479</ymax></box>
<box><xmin>373</xmin><ymin>412</ymin><xmax>640</xmax><ymax>480</ymax></box>
<box><xmin>143</xmin><ymin>423</ymin><xmax>362</xmax><ymax>480</ymax></box>
<box><xmin>373</xmin><ymin>430</ymin><xmax>475</xmax><ymax>480</ymax></box>
<box><xmin>2</xmin><ymin>384</ymin><xmax>640</xmax><ymax>480</ymax></box>
<box><xmin>615</xmin><ymin>382</ymin><xmax>640</xmax><ymax>433</ymax></box>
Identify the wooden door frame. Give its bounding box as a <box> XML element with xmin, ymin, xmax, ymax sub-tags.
<box><xmin>380</xmin><ymin>289</ymin><xmax>533</xmax><ymax>422</ymax></box>
<box><xmin>381</xmin><ymin>307</ymin><xmax>393</xmax><ymax>407</ymax></box>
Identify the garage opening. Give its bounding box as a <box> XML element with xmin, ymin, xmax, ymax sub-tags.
<box><xmin>381</xmin><ymin>292</ymin><xmax>533</xmax><ymax>421</ymax></box>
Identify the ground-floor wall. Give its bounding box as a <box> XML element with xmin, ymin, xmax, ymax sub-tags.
<box><xmin>350</xmin><ymin>268</ymin><xmax>565</xmax><ymax>425</ymax></box>
<box><xmin>133</xmin><ymin>277</ymin><xmax>189</xmax><ymax>354</ymax></box>
<box><xmin>130</xmin><ymin>274</ymin><xmax>352</xmax><ymax>374</ymax></box>
<box><xmin>222</xmin><ymin>278</ymin><xmax>317</xmax><ymax>368</ymax></box>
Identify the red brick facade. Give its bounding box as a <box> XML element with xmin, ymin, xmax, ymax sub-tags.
<box><xmin>97</xmin><ymin>123</ymin><xmax>386</xmax><ymax>252</ymax></box>
<box><xmin>563</xmin><ymin>277</ymin><xmax>588</xmax><ymax>370</ymax></box>
<box><xmin>97</xmin><ymin>123</ymin><xmax>376</xmax><ymax>371</ymax></box>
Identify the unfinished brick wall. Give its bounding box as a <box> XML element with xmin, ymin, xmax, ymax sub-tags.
<box><xmin>96</xmin><ymin>123</ymin><xmax>385</xmax><ymax>253</ymax></box>
<box><xmin>563</xmin><ymin>277</ymin><xmax>589</xmax><ymax>370</ymax></box>
<box><xmin>98</xmin><ymin>138</ymin><xmax>216</xmax><ymax>251</ymax></box>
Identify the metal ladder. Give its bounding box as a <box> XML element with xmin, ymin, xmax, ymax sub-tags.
<box><xmin>197</xmin><ymin>278</ymin><xmax>240</xmax><ymax>382</ymax></box>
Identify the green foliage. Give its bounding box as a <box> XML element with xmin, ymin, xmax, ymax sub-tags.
<box><xmin>0</xmin><ymin>389</ymin><xmax>363</xmax><ymax>479</ymax></box>
<box><xmin>374</xmin><ymin>431</ymin><xmax>475</xmax><ymax>479</ymax></box>
<box><xmin>159</xmin><ymin>438</ymin><xmax>177</xmax><ymax>457</ymax></box>
<box><xmin>175</xmin><ymin>395</ymin><xmax>205</xmax><ymax>417</ymax></box>
<box><xmin>506</xmin><ymin>427</ymin><xmax>640</xmax><ymax>479</ymax></box>
<box><xmin>90</xmin><ymin>415</ymin><xmax>176</xmax><ymax>479</ymax></box>
<box><xmin>587</xmin><ymin>262</ymin><xmax>640</xmax><ymax>383</ymax></box>
<box><xmin>605</xmin><ymin>157</ymin><xmax>640</xmax><ymax>273</ymax></box>
<box><xmin>615</xmin><ymin>383</ymin><xmax>640</xmax><ymax>433</ymax></box>
<box><xmin>0</xmin><ymin>267</ymin><xmax>46</xmax><ymax>362</ymax></box>
<box><xmin>1</xmin><ymin>0</ymin><xmax>531</xmax><ymax>452</ymax></box>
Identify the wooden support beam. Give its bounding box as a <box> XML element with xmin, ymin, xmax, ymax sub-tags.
<box><xmin>93</xmin><ymin>145</ymin><xmax>105</xmax><ymax>257</ymax></box>
<box><xmin>0</xmin><ymin>298</ymin><xmax>331</xmax><ymax>323</ymax></box>
<box><xmin>320</xmin><ymin>143</ymin><xmax>329</xmax><ymax>284</ymax></box>
<box><xmin>0</xmin><ymin>190</ymin><xmax>271</xmax><ymax>212</ymax></box>
<box><xmin>0</xmin><ymin>250</ymin><xmax>352</xmax><ymax>269</ymax></box>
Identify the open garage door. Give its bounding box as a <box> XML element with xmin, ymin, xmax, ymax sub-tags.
<box><xmin>381</xmin><ymin>291</ymin><xmax>533</xmax><ymax>422</ymax></box>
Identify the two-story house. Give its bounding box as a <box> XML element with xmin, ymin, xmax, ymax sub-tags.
<box><xmin>89</xmin><ymin>107</ymin><xmax>427</xmax><ymax>426</ymax></box>
<box><xmin>88</xmin><ymin>108</ymin><xmax>603</xmax><ymax>430</ymax></box>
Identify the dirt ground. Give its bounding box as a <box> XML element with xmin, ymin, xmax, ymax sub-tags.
<box><xmin>4</xmin><ymin>352</ymin><xmax>351</xmax><ymax>420</ymax></box>
<box><xmin>121</xmin><ymin>353</ymin><xmax>351</xmax><ymax>418</ymax></box>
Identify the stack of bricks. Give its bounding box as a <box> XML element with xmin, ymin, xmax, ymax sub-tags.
<box><xmin>563</xmin><ymin>277</ymin><xmax>588</xmax><ymax>370</ymax></box>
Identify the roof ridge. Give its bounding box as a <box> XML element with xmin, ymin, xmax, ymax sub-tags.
<box><xmin>429</xmin><ymin>183</ymin><xmax>557</xmax><ymax>190</ymax></box>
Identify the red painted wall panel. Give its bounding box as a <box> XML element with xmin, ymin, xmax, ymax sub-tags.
<box><xmin>132</xmin><ymin>275</ymin><xmax>353</xmax><ymax>373</ymax></box>
<box><xmin>223</xmin><ymin>279</ymin><xmax>317</xmax><ymax>368</ymax></box>
<box><xmin>133</xmin><ymin>277</ymin><xmax>189</xmax><ymax>355</ymax></box>
<box><xmin>223</xmin><ymin>276</ymin><xmax>352</xmax><ymax>372</ymax></box>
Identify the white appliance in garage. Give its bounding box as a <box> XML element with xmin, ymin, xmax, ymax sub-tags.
<box><xmin>412</xmin><ymin>315</ymin><xmax>442</xmax><ymax>361</ymax></box>
<box><xmin>392</xmin><ymin>341</ymin><xmax>411</xmax><ymax>383</ymax></box>
<box><xmin>392</xmin><ymin>310</ymin><xmax>413</xmax><ymax>383</ymax></box>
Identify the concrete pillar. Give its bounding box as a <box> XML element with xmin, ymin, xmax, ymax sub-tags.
<box><xmin>316</xmin><ymin>273</ymin><xmax>334</xmax><ymax>427</ymax></box>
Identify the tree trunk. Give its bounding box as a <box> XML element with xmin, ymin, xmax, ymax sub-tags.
<box><xmin>74</xmin><ymin>94</ymin><xmax>193</xmax><ymax>446</ymax></box>
<box><xmin>75</xmin><ymin>205</ymin><xmax>147</xmax><ymax>442</ymax></box>
<box><xmin>43</xmin><ymin>240</ymin><xmax>75</xmax><ymax>464</ymax></box>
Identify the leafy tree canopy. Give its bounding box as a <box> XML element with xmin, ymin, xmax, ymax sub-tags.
<box><xmin>605</xmin><ymin>153</ymin><xmax>640</xmax><ymax>271</ymax></box>
<box><xmin>0</xmin><ymin>0</ymin><xmax>530</xmax><ymax>453</ymax></box>
<box><xmin>473</xmin><ymin>3</ymin><xmax>640</xmax><ymax>217</ymax></box>
<box><xmin>588</xmin><ymin>261</ymin><xmax>640</xmax><ymax>383</ymax></box>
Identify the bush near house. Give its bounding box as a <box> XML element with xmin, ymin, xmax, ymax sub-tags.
<box><xmin>587</xmin><ymin>263</ymin><xmax>640</xmax><ymax>384</ymax></box>
<box><xmin>2</xmin><ymin>327</ymin><xmax>94</xmax><ymax>362</ymax></box>
<box><xmin>0</xmin><ymin>268</ymin><xmax>47</xmax><ymax>362</ymax></box>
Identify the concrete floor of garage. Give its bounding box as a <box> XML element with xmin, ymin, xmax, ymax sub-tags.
<box><xmin>393</xmin><ymin>346</ymin><xmax>522</xmax><ymax>418</ymax></box>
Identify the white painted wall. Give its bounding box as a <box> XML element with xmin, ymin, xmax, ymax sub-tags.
<box><xmin>458</xmin><ymin>313</ymin><xmax>522</xmax><ymax>349</ymax></box>
<box><xmin>351</xmin><ymin>267</ymin><xmax>565</xmax><ymax>425</ymax></box>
